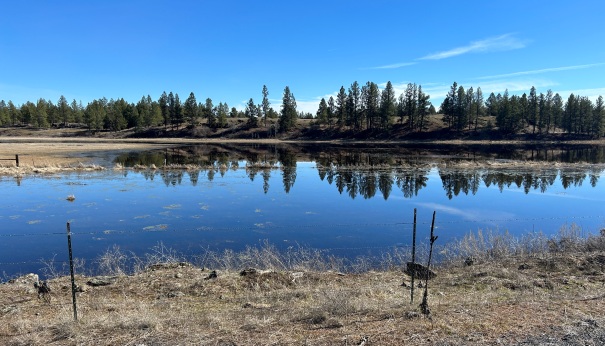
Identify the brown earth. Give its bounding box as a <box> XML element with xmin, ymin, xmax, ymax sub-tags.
<box><xmin>1</xmin><ymin>249</ymin><xmax>604</xmax><ymax>345</ymax></box>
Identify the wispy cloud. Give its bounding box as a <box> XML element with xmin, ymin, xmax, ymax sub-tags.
<box><xmin>476</xmin><ymin>63</ymin><xmax>605</xmax><ymax>80</ymax></box>
<box><xmin>368</xmin><ymin>62</ymin><xmax>417</xmax><ymax>70</ymax></box>
<box><xmin>416</xmin><ymin>202</ymin><xmax>515</xmax><ymax>223</ymax></box>
<box><xmin>419</xmin><ymin>33</ymin><xmax>527</xmax><ymax>60</ymax></box>
<box><xmin>550</xmin><ymin>87</ymin><xmax>605</xmax><ymax>101</ymax></box>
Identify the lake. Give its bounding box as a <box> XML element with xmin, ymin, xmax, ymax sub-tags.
<box><xmin>1</xmin><ymin>143</ymin><xmax>605</xmax><ymax>278</ymax></box>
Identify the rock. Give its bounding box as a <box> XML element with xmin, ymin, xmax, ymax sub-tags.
<box><xmin>290</xmin><ymin>272</ymin><xmax>304</xmax><ymax>282</ymax></box>
<box><xmin>405</xmin><ymin>262</ymin><xmax>436</xmax><ymax>280</ymax></box>
<box><xmin>240</xmin><ymin>268</ymin><xmax>258</xmax><ymax>276</ymax></box>
<box><xmin>518</xmin><ymin>263</ymin><xmax>532</xmax><ymax>270</ymax></box>
<box><xmin>243</xmin><ymin>302</ymin><xmax>271</xmax><ymax>309</ymax></box>
<box><xmin>174</xmin><ymin>273</ymin><xmax>183</xmax><ymax>279</ymax></box>
<box><xmin>8</xmin><ymin>273</ymin><xmax>39</xmax><ymax>285</ymax></box>
<box><xmin>166</xmin><ymin>291</ymin><xmax>184</xmax><ymax>298</ymax></box>
<box><xmin>464</xmin><ymin>257</ymin><xmax>474</xmax><ymax>266</ymax></box>
<box><xmin>86</xmin><ymin>276</ymin><xmax>119</xmax><ymax>287</ymax></box>
<box><xmin>205</xmin><ymin>270</ymin><xmax>218</xmax><ymax>280</ymax></box>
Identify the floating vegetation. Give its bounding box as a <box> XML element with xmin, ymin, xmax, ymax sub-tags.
<box><xmin>27</xmin><ymin>220</ymin><xmax>41</xmax><ymax>225</ymax></box>
<box><xmin>143</xmin><ymin>224</ymin><xmax>169</xmax><ymax>232</ymax></box>
<box><xmin>199</xmin><ymin>204</ymin><xmax>210</xmax><ymax>211</ymax></box>
<box><xmin>66</xmin><ymin>182</ymin><xmax>87</xmax><ymax>186</ymax></box>
<box><xmin>254</xmin><ymin>223</ymin><xmax>265</xmax><ymax>228</ymax></box>
<box><xmin>163</xmin><ymin>204</ymin><xmax>182</xmax><ymax>210</ymax></box>
<box><xmin>134</xmin><ymin>215</ymin><xmax>150</xmax><ymax>219</ymax></box>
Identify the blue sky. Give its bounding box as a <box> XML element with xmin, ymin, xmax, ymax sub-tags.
<box><xmin>1</xmin><ymin>0</ymin><xmax>604</xmax><ymax>114</ymax></box>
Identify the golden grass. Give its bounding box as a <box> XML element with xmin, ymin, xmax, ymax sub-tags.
<box><xmin>2</xmin><ymin>240</ymin><xmax>605</xmax><ymax>345</ymax></box>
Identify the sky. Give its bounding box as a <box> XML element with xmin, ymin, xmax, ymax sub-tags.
<box><xmin>1</xmin><ymin>0</ymin><xmax>604</xmax><ymax>114</ymax></box>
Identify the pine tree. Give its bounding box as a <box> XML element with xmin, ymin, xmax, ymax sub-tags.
<box><xmin>261</xmin><ymin>85</ymin><xmax>270</xmax><ymax>127</ymax></box>
<box><xmin>316</xmin><ymin>98</ymin><xmax>328</xmax><ymax>124</ymax></box>
<box><xmin>416</xmin><ymin>85</ymin><xmax>431</xmax><ymax>132</ymax></box>
<box><xmin>380</xmin><ymin>81</ymin><xmax>396</xmax><ymax>129</ymax></box>
<box><xmin>278</xmin><ymin>86</ymin><xmax>297</xmax><ymax>132</ymax></box>
<box><xmin>159</xmin><ymin>91</ymin><xmax>169</xmax><ymax>130</ymax></box>
<box><xmin>184</xmin><ymin>92</ymin><xmax>198</xmax><ymax>126</ymax></box>
<box><xmin>336</xmin><ymin>86</ymin><xmax>347</xmax><ymax>126</ymax></box>
<box><xmin>58</xmin><ymin>95</ymin><xmax>71</xmax><ymax>126</ymax></box>
<box><xmin>246</xmin><ymin>98</ymin><xmax>258</xmax><ymax>127</ymax></box>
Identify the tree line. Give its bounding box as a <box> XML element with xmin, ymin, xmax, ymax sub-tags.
<box><xmin>314</xmin><ymin>81</ymin><xmax>436</xmax><ymax>132</ymax></box>
<box><xmin>1</xmin><ymin>82</ymin><xmax>604</xmax><ymax>137</ymax></box>
<box><xmin>0</xmin><ymin>85</ymin><xmax>292</xmax><ymax>132</ymax></box>
<box><xmin>440</xmin><ymin>82</ymin><xmax>605</xmax><ymax>137</ymax></box>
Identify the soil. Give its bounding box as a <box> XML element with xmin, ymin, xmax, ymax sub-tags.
<box><xmin>1</xmin><ymin>250</ymin><xmax>604</xmax><ymax>345</ymax></box>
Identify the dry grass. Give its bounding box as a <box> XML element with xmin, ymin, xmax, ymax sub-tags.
<box><xmin>2</xmin><ymin>232</ymin><xmax>605</xmax><ymax>345</ymax></box>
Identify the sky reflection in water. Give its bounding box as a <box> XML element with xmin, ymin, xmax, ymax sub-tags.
<box><xmin>1</xmin><ymin>144</ymin><xmax>605</xmax><ymax>277</ymax></box>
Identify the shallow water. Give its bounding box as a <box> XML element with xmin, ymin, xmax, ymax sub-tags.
<box><xmin>1</xmin><ymin>143</ymin><xmax>604</xmax><ymax>278</ymax></box>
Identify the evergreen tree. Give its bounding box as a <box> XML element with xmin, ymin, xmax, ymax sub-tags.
<box><xmin>57</xmin><ymin>95</ymin><xmax>70</xmax><ymax>126</ymax></box>
<box><xmin>35</xmin><ymin>98</ymin><xmax>49</xmax><ymax>128</ymax></box>
<box><xmin>71</xmin><ymin>99</ymin><xmax>83</xmax><ymax>124</ymax></box>
<box><xmin>216</xmin><ymin>102</ymin><xmax>228</xmax><ymax>128</ymax></box>
<box><xmin>278</xmin><ymin>86</ymin><xmax>297</xmax><ymax>132</ymax></box>
<box><xmin>336</xmin><ymin>86</ymin><xmax>347</xmax><ymax>126</ymax></box>
<box><xmin>361</xmin><ymin>81</ymin><xmax>380</xmax><ymax>129</ymax></box>
<box><xmin>184</xmin><ymin>92</ymin><xmax>198</xmax><ymax>126</ymax></box>
<box><xmin>8</xmin><ymin>101</ymin><xmax>20</xmax><ymax>126</ymax></box>
<box><xmin>403</xmin><ymin>83</ymin><xmax>418</xmax><ymax>129</ymax></box>
<box><xmin>528</xmin><ymin>86</ymin><xmax>538</xmax><ymax>133</ymax></box>
<box><xmin>474</xmin><ymin>87</ymin><xmax>484</xmax><ymax>130</ymax></box>
<box><xmin>593</xmin><ymin>96</ymin><xmax>605</xmax><ymax>137</ymax></box>
<box><xmin>261</xmin><ymin>85</ymin><xmax>270</xmax><ymax>127</ymax></box>
<box><xmin>379</xmin><ymin>81</ymin><xmax>396</xmax><ymax>129</ymax></box>
<box><xmin>327</xmin><ymin>96</ymin><xmax>336</xmax><ymax>128</ymax></box>
<box><xmin>204</xmin><ymin>98</ymin><xmax>216</xmax><ymax>127</ymax></box>
<box><xmin>455</xmin><ymin>85</ymin><xmax>467</xmax><ymax>131</ymax></box>
<box><xmin>441</xmin><ymin>82</ymin><xmax>458</xmax><ymax>129</ymax></box>
<box><xmin>416</xmin><ymin>85</ymin><xmax>431</xmax><ymax>132</ymax></box>
<box><xmin>246</xmin><ymin>98</ymin><xmax>259</xmax><ymax>127</ymax></box>
<box><xmin>347</xmin><ymin>81</ymin><xmax>361</xmax><ymax>129</ymax></box>
<box><xmin>172</xmin><ymin>93</ymin><xmax>183</xmax><ymax>129</ymax></box>
<box><xmin>159</xmin><ymin>91</ymin><xmax>169</xmax><ymax>129</ymax></box>
<box><xmin>316</xmin><ymin>98</ymin><xmax>328</xmax><ymax>124</ymax></box>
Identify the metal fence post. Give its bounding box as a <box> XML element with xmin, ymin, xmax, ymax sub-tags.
<box><xmin>66</xmin><ymin>222</ymin><xmax>78</xmax><ymax>321</ymax></box>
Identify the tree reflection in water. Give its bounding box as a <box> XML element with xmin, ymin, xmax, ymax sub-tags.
<box><xmin>114</xmin><ymin>143</ymin><xmax>605</xmax><ymax>199</ymax></box>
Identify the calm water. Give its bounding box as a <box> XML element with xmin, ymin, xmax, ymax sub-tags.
<box><xmin>1</xmin><ymin>144</ymin><xmax>605</xmax><ymax>278</ymax></box>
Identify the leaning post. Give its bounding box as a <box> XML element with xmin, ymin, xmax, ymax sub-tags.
<box><xmin>410</xmin><ymin>208</ymin><xmax>417</xmax><ymax>304</ymax></box>
<box><xmin>66</xmin><ymin>222</ymin><xmax>78</xmax><ymax>321</ymax></box>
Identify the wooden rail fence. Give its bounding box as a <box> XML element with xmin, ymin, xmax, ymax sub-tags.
<box><xmin>0</xmin><ymin>154</ymin><xmax>19</xmax><ymax>167</ymax></box>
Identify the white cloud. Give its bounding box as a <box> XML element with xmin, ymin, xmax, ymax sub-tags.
<box><xmin>550</xmin><ymin>87</ymin><xmax>605</xmax><ymax>101</ymax></box>
<box><xmin>419</xmin><ymin>33</ymin><xmax>527</xmax><ymax>60</ymax></box>
<box><xmin>367</xmin><ymin>62</ymin><xmax>417</xmax><ymax>70</ymax></box>
<box><xmin>416</xmin><ymin>202</ymin><xmax>515</xmax><ymax>223</ymax></box>
<box><xmin>476</xmin><ymin>63</ymin><xmax>605</xmax><ymax>80</ymax></box>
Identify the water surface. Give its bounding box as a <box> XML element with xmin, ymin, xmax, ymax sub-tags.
<box><xmin>1</xmin><ymin>143</ymin><xmax>604</xmax><ymax>278</ymax></box>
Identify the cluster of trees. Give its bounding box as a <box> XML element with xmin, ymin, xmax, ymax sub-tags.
<box><xmin>2</xmin><ymin>81</ymin><xmax>604</xmax><ymax>138</ymax></box>
<box><xmin>315</xmin><ymin>81</ymin><xmax>436</xmax><ymax>131</ymax></box>
<box><xmin>441</xmin><ymin>82</ymin><xmax>605</xmax><ymax>137</ymax></box>
<box><xmin>0</xmin><ymin>85</ymin><xmax>301</xmax><ymax>133</ymax></box>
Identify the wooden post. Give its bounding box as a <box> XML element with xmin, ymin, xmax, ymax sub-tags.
<box><xmin>410</xmin><ymin>208</ymin><xmax>417</xmax><ymax>304</ymax></box>
<box><xmin>15</xmin><ymin>154</ymin><xmax>19</xmax><ymax>167</ymax></box>
<box><xmin>66</xmin><ymin>222</ymin><xmax>78</xmax><ymax>321</ymax></box>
